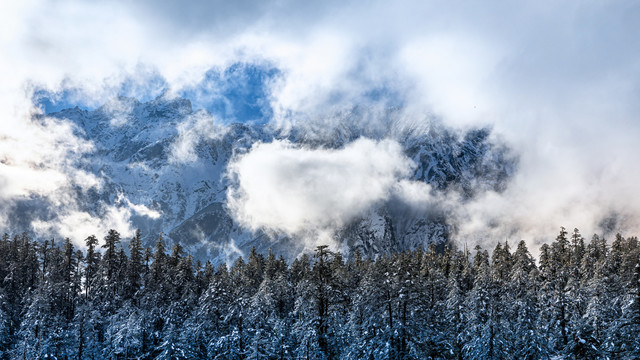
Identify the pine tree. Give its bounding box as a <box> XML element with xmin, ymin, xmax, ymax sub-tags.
<box><xmin>444</xmin><ymin>248</ymin><xmax>472</xmax><ymax>360</ymax></box>
<box><xmin>102</xmin><ymin>229</ymin><xmax>121</xmax><ymax>284</ymax></box>
<box><xmin>548</xmin><ymin>227</ymin><xmax>571</xmax><ymax>352</ymax></box>
<box><xmin>601</xmin><ymin>234</ymin><xmax>639</xmax><ymax>357</ymax></box>
<box><xmin>611</xmin><ymin>243</ymin><xmax>640</xmax><ymax>357</ymax></box>
<box><xmin>510</xmin><ymin>240</ymin><xmax>548</xmax><ymax>359</ymax></box>
<box><xmin>418</xmin><ymin>248</ymin><xmax>448</xmax><ymax>358</ymax></box>
<box><xmin>149</xmin><ymin>235</ymin><xmax>167</xmax><ymax>292</ymax></box>
<box><xmin>199</xmin><ymin>263</ymin><xmax>233</xmax><ymax>357</ymax></box>
<box><xmin>463</xmin><ymin>245</ymin><xmax>512</xmax><ymax>359</ymax></box>
<box><xmin>344</xmin><ymin>255</ymin><xmax>384</xmax><ymax>359</ymax></box>
<box><xmin>314</xmin><ymin>245</ymin><xmax>335</xmax><ymax>359</ymax></box>
<box><xmin>2</xmin><ymin>226</ymin><xmax>640</xmax><ymax>359</ymax></box>
<box><xmin>126</xmin><ymin>229</ymin><xmax>144</xmax><ymax>301</ymax></box>
<box><xmin>84</xmin><ymin>234</ymin><xmax>100</xmax><ymax>300</ymax></box>
<box><xmin>247</xmin><ymin>250</ymin><xmax>294</xmax><ymax>359</ymax></box>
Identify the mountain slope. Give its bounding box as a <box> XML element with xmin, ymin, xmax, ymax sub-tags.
<box><xmin>36</xmin><ymin>94</ymin><xmax>517</xmax><ymax>262</ymax></box>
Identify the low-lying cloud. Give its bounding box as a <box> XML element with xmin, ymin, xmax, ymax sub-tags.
<box><xmin>32</xmin><ymin>207</ymin><xmax>134</xmax><ymax>246</ymax></box>
<box><xmin>0</xmin><ymin>105</ymin><xmax>163</xmax><ymax>246</ymax></box>
<box><xmin>227</xmin><ymin>138</ymin><xmax>433</xmax><ymax>244</ymax></box>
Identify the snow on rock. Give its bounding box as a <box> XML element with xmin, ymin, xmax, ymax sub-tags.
<box><xmin>31</xmin><ymin>94</ymin><xmax>517</xmax><ymax>263</ymax></box>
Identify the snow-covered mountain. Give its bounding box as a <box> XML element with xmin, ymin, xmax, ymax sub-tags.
<box><xmin>33</xmin><ymin>94</ymin><xmax>516</xmax><ymax>263</ymax></box>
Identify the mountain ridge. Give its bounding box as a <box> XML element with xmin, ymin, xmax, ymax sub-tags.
<box><xmin>22</xmin><ymin>94</ymin><xmax>518</xmax><ymax>263</ymax></box>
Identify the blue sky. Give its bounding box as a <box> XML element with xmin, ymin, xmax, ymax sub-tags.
<box><xmin>34</xmin><ymin>62</ymin><xmax>282</xmax><ymax>125</ymax></box>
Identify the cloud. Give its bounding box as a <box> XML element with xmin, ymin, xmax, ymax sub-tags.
<box><xmin>32</xmin><ymin>207</ymin><xmax>135</xmax><ymax>245</ymax></box>
<box><xmin>392</xmin><ymin>180</ymin><xmax>435</xmax><ymax>209</ymax></box>
<box><xmin>117</xmin><ymin>194</ymin><xmax>162</xmax><ymax>220</ymax></box>
<box><xmin>0</xmin><ymin>98</ymin><xmax>162</xmax><ymax>246</ymax></box>
<box><xmin>0</xmin><ymin>114</ymin><xmax>96</xmax><ymax>212</ymax></box>
<box><xmin>1</xmin><ymin>0</ymin><xmax>639</xmax><ymax>252</ymax></box>
<box><xmin>226</xmin><ymin>138</ymin><xmax>433</xmax><ymax>243</ymax></box>
<box><xmin>102</xmin><ymin>96</ymin><xmax>137</xmax><ymax>127</ymax></box>
<box><xmin>169</xmin><ymin>111</ymin><xmax>228</xmax><ymax>164</ymax></box>
<box><xmin>31</xmin><ymin>194</ymin><xmax>163</xmax><ymax>245</ymax></box>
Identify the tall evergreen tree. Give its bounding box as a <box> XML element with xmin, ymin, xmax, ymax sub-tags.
<box><xmin>101</xmin><ymin>229</ymin><xmax>121</xmax><ymax>283</ymax></box>
<box><xmin>126</xmin><ymin>229</ymin><xmax>144</xmax><ymax>301</ymax></box>
<box><xmin>84</xmin><ymin>235</ymin><xmax>100</xmax><ymax>300</ymax></box>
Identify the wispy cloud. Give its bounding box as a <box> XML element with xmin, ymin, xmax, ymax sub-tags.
<box><xmin>169</xmin><ymin>111</ymin><xmax>228</xmax><ymax>164</ymax></box>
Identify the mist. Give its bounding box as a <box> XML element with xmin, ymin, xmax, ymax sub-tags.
<box><xmin>1</xmin><ymin>0</ymin><xmax>639</xmax><ymax>250</ymax></box>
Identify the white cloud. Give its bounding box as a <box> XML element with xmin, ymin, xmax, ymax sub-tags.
<box><xmin>127</xmin><ymin>202</ymin><xmax>162</xmax><ymax>220</ymax></box>
<box><xmin>398</xmin><ymin>34</ymin><xmax>502</xmax><ymax>127</ymax></box>
<box><xmin>0</xmin><ymin>164</ymin><xmax>67</xmax><ymax>199</ymax></box>
<box><xmin>0</xmin><ymin>114</ymin><xmax>96</xmax><ymax>206</ymax></box>
<box><xmin>169</xmin><ymin>111</ymin><xmax>228</xmax><ymax>164</ymax></box>
<box><xmin>392</xmin><ymin>180</ymin><xmax>434</xmax><ymax>209</ymax></box>
<box><xmin>116</xmin><ymin>194</ymin><xmax>162</xmax><ymax>220</ymax></box>
<box><xmin>227</xmin><ymin>138</ymin><xmax>432</xmax><ymax>241</ymax></box>
<box><xmin>31</xmin><ymin>194</ymin><xmax>162</xmax><ymax>246</ymax></box>
<box><xmin>32</xmin><ymin>206</ymin><xmax>135</xmax><ymax>245</ymax></box>
<box><xmin>103</xmin><ymin>96</ymin><xmax>137</xmax><ymax>127</ymax></box>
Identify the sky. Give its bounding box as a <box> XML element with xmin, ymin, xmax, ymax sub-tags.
<box><xmin>1</xmin><ymin>0</ymin><xmax>640</xmax><ymax>250</ymax></box>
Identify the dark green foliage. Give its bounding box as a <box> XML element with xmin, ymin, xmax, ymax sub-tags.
<box><xmin>0</xmin><ymin>227</ymin><xmax>639</xmax><ymax>359</ymax></box>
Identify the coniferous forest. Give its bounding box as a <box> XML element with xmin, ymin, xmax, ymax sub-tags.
<box><xmin>0</xmin><ymin>227</ymin><xmax>638</xmax><ymax>359</ymax></box>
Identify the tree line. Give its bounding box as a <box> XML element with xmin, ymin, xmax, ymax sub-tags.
<box><xmin>0</xmin><ymin>227</ymin><xmax>638</xmax><ymax>359</ymax></box>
